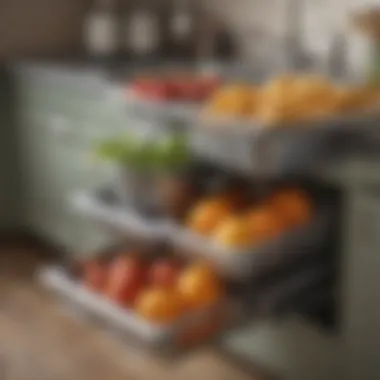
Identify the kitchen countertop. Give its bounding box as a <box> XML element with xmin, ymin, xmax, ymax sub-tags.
<box><xmin>0</xmin><ymin>242</ymin><xmax>269</xmax><ymax>380</ymax></box>
<box><xmin>8</xmin><ymin>57</ymin><xmax>269</xmax><ymax>83</ymax></box>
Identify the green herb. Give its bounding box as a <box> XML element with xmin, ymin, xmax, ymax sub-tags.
<box><xmin>93</xmin><ymin>132</ymin><xmax>191</xmax><ymax>172</ymax></box>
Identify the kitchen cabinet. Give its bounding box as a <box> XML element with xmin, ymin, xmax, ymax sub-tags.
<box><xmin>14</xmin><ymin>64</ymin><xmax>119</xmax><ymax>254</ymax></box>
<box><xmin>0</xmin><ymin>67</ymin><xmax>23</xmax><ymax>231</ymax></box>
<box><xmin>221</xmin><ymin>163</ymin><xmax>380</xmax><ymax>380</ymax></box>
<box><xmin>340</xmin><ymin>187</ymin><xmax>380</xmax><ymax>380</ymax></box>
<box><xmin>13</xmin><ymin>62</ymin><xmax>380</xmax><ymax>380</ymax></box>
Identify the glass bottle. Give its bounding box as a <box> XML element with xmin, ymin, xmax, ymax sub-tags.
<box><xmin>123</xmin><ymin>0</ymin><xmax>162</xmax><ymax>62</ymax></box>
<box><xmin>167</xmin><ymin>0</ymin><xmax>198</xmax><ymax>60</ymax></box>
<box><xmin>83</xmin><ymin>0</ymin><xmax>118</xmax><ymax>61</ymax></box>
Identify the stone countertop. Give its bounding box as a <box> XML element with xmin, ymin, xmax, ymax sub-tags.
<box><xmin>0</xmin><ymin>243</ymin><xmax>269</xmax><ymax>380</ymax></box>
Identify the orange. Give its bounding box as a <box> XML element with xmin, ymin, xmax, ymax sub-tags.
<box><xmin>245</xmin><ymin>206</ymin><xmax>285</xmax><ymax>242</ymax></box>
<box><xmin>205</xmin><ymin>85</ymin><xmax>256</xmax><ymax>118</ymax></box>
<box><xmin>216</xmin><ymin>187</ymin><xmax>248</xmax><ymax>210</ymax></box>
<box><xmin>260</xmin><ymin>75</ymin><xmax>298</xmax><ymax>105</ymax></box>
<box><xmin>213</xmin><ymin>216</ymin><xmax>254</xmax><ymax>249</ymax></box>
<box><xmin>292</xmin><ymin>75</ymin><xmax>334</xmax><ymax>101</ymax></box>
<box><xmin>177</xmin><ymin>263</ymin><xmax>223</xmax><ymax>310</ymax></box>
<box><xmin>186</xmin><ymin>198</ymin><xmax>232</xmax><ymax>236</ymax></box>
<box><xmin>134</xmin><ymin>287</ymin><xmax>185</xmax><ymax>324</ymax></box>
<box><xmin>270</xmin><ymin>189</ymin><xmax>313</xmax><ymax>227</ymax></box>
<box><xmin>338</xmin><ymin>87</ymin><xmax>380</xmax><ymax>112</ymax></box>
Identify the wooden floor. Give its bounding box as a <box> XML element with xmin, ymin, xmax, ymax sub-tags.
<box><xmin>0</xmin><ymin>243</ymin><xmax>264</xmax><ymax>380</ymax></box>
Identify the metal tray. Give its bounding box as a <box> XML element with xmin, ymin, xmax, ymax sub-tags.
<box><xmin>124</xmin><ymin>89</ymin><xmax>200</xmax><ymax>125</ymax></box>
<box><xmin>71</xmin><ymin>189</ymin><xmax>331</xmax><ymax>282</ymax></box>
<box><xmin>168</xmin><ymin>208</ymin><xmax>331</xmax><ymax>281</ymax></box>
<box><xmin>190</xmin><ymin>125</ymin><xmax>345</xmax><ymax>176</ymax></box>
<box><xmin>123</xmin><ymin>85</ymin><xmax>380</xmax><ymax>175</ymax></box>
<box><xmin>38</xmin><ymin>266</ymin><xmax>237</xmax><ymax>355</ymax></box>
<box><xmin>71</xmin><ymin>190</ymin><xmax>170</xmax><ymax>240</ymax></box>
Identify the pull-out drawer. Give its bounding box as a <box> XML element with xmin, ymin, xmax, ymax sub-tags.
<box><xmin>14</xmin><ymin>65</ymin><xmax>122</xmax><ymax>138</ymax></box>
<box><xmin>38</xmin><ymin>242</ymin><xmax>336</xmax><ymax>357</ymax></box>
<box><xmin>223</xmin><ymin>317</ymin><xmax>341</xmax><ymax>380</ymax></box>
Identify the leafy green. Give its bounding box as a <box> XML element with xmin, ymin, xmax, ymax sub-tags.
<box><xmin>93</xmin><ymin>132</ymin><xmax>191</xmax><ymax>172</ymax></box>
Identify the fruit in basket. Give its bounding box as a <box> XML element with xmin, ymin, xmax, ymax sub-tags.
<box><xmin>202</xmin><ymin>73</ymin><xmax>380</xmax><ymax>126</ymax></box>
<box><xmin>149</xmin><ymin>259</ymin><xmax>181</xmax><ymax>288</ymax></box>
<box><xmin>105</xmin><ymin>255</ymin><xmax>146</xmax><ymax>306</ymax></box>
<box><xmin>212</xmin><ymin>216</ymin><xmax>254</xmax><ymax>249</ymax></box>
<box><xmin>135</xmin><ymin>287</ymin><xmax>185</xmax><ymax>324</ymax></box>
<box><xmin>257</xmin><ymin>75</ymin><xmax>339</xmax><ymax>124</ymax></box>
<box><xmin>204</xmin><ymin>85</ymin><xmax>257</xmax><ymax>118</ymax></box>
<box><xmin>199</xmin><ymin>76</ymin><xmax>221</xmax><ymax>99</ymax></box>
<box><xmin>132</xmin><ymin>77</ymin><xmax>176</xmax><ymax>100</ymax></box>
<box><xmin>260</xmin><ymin>75</ymin><xmax>298</xmax><ymax>103</ymax></box>
<box><xmin>292</xmin><ymin>75</ymin><xmax>335</xmax><ymax>101</ymax></box>
<box><xmin>82</xmin><ymin>260</ymin><xmax>108</xmax><ymax>292</ymax></box>
<box><xmin>177</xmin><ymin>263</ymin><xmax>223</xmax><ymax>309</ymax></box>
<box><xmin>245</xmin><ymin>206</ymin><xmax>286</xmax><ymax>242</ymax></box>
<box><xmin>173</xmin><ymin>77</ymin><xmax>204</xmax><ymax>101</ymax></box>
<box><xmin>256</xmin><ymin>101</ymin><xmax>296</xmax><ymax>125</ymax></box>
<box><xmin>337</xmin><ymin>87</ymin><xmax>380</xmax><ymax>112</ymax></box>
<box><xmin>216</xmin><ymin>184</ymin><xmax>250</xmax><ymax>211</ymax></box>
<box><xmin>132</xmin><ymin>73</ymin><xmax>220</xmax><ymax>102</ymax></box>
<box><xmin>168</xmin><ymin>73</ymin><xmax>220</xmax><ymax>101</ymax></box>
<box><xmin>269</xmin><ymin>189</ymin><xmax>313</xmax><ymax>227</ymax></box>
<box><xmin>187</xmin><ymin>198</ymin><xmax>233</xmax><ymax>236</ymax></box>
<box><xmin>256</xmin><ymin>79</ymin><xmax>298</xmax><ymax>124</ymax></box>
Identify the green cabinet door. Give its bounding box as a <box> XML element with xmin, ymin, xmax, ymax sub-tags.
<box><xmin>16</xmin><ymin>66</ymin><xmax>119</xmax><ymax>255</ymax></box>
<box><xmin>0</xmin><ymin>68</ymin><xmax>23</xmax><ymax>230</ymax></box>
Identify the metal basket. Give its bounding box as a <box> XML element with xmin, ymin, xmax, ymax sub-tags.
<box><xmin>38</xmin><ymin>266</ymin><xmax>237</xmax><ymax>355</ymax></box>
<box><xmin>169</xmin><ymin>208</ymin><xmax>331</xmax><ymax>281</ymax></box>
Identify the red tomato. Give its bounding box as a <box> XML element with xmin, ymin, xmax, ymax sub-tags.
<box><xmin>170</xmin><ymin>75</ymin><xmax>220</xmax><ymax>101</ymax></box>
<box><xmin>200</xmin><ymin>77</ymin><xmax>220</xmax><ymax>99</ymax></box>
<box><xmin>82</xmin><ymin>261</ymin><xmax>108</xmax><ymax>293</ymax></box>
<box><xmin>105</xmin><ymin>255</ymin><xmax>146</xmax><ymax>307</ymax></box>
<box><xmin>132</xmin><ymin>78</ymin><xmax>173</xmax><ymax>100</ymax></box>
<box><xmin>149</xmin><ymin>259</ymin><xmax>181</xmax><ymax>288</ymax></box>
<box><xmin>131</xmin><ymin>78</ymin><xmax>155</xmax><ymax>94</ymax></box>
<box><xmin>172</xmin><ymin>78</ymin><xmax>199</xmax><ymax>101</ymax></box>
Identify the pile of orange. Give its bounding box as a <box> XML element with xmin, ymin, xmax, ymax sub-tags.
<box><xmin>203</xmin><ymin>75</ymin><xmax>380</xmax><ymax>125</ymax></box>
<box><xmin>83</xmin><ymin>252</ymin><xmax>224</xmax><ymax>325</ymax></box>
<box><xmin>135</xmin><ymin>262</ymin><xmax>223</xmax><ymax>324</ymax></box>
<box><xmin>186</xmin><ymin>188</ymin><xmax>313</xmax><ymax>251</ymax></box>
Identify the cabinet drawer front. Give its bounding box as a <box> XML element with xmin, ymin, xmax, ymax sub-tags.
<box><xmin>224</xmin><ymin>318</ymin><xmax>340</xmax><ymax>380</ymax></box>
<box><xmin>46</xmin><ymin>125</ymin><xmax>113</xmax><ymax>191</ymax></box>
<box><xmin>26</xmin><ymin>197</ymin><xmax>81</xmax><ymax>251</ymax></box>
<box><xmin>346</xmin><ymin>192</ymin><xmax>380</xmax><ymax>251</ymax></box>
<box><xmin>16</xmin><ymin>67</ymin><xmax>109</xmax><ymax>127</ymax></box>
<box><xmin>342</xmin><ymin>191</ymin><xmax>380</xmax><ymax>380</ymax></box>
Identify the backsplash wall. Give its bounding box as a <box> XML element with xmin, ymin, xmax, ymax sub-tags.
<box><xmin>206</xmin><ymin>0</ymin><xmax>378</xmax><ymax>61</ymax></box>
<box><xmin>0</xmin><ymin>0</ymin><xmax>90</xmax><ymax>57</ymax></box>
<box><xmin>0</xmin><ymin>0</ymin><xmax>377</xmax><ymax>64</ymax></box>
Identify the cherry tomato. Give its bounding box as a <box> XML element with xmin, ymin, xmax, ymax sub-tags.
<box><xmin>105</xmin><ymin>255</ymin><xmax>146</xmax><ymax>307</ymax></box>
<box><xmin>149</xmin><ymin>259</ymin><xmax>181</xmax><ymax>288</ymax></box>
<box><xmin>82</xmin><ymin>261</ymin><xmax>108</xmax><ymax>293</ymax></box>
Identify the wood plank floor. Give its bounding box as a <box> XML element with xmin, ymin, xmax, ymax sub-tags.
<box><xmin>0</xmin><ymin>243</ymin><xmax>265</xmax><ymax>380</ymax></box>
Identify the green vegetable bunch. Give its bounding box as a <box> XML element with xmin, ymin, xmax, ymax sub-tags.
<box><xmin>94</xmin><ymin>132</ymin><xmax>191</xmax><ymax>172</ymax></box>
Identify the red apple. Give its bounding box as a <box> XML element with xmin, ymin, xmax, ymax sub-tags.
<box><xmin>105</xmin><ymin>255</ymin><xmax>147</xmax><ymax>306</ymax></box>
<box><xmin>173</xmin><ymin>78</ymin><xmax>200</xmax><ymax>101</ymax></box>
<box><xmin>132</xmin><ymin>77</ymin><xmax>174</xmax><ymax>101</ymax></box>
<box><xmin>82</xmin><ymin>260</ymin><xmax>108</xmax><ymax>293</ymax></box>
<box><xmin>200</xmin><ymin>77</ymin><xmax>220</xmax><ymax>99</ymax></box>
<box><xmin>149</xmin><ymin>259</ymin><xmax>181</xmax><ymax>288</ymax></box>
